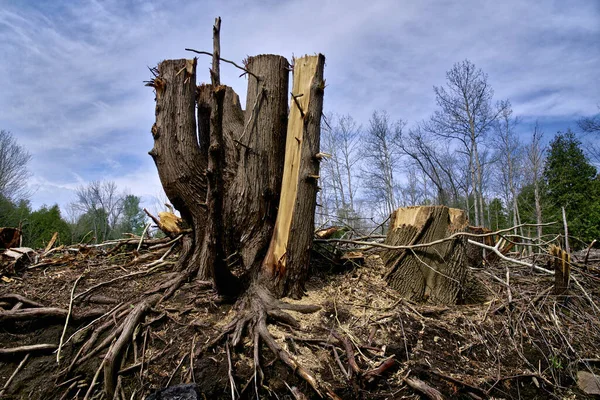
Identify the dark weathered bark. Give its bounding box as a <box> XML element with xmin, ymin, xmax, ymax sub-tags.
<box><xmin>383</xmin><ymin>206</ymin><xmax>470</xmax><ymax>304</ymax></box>
<box><xmin>148</xmin><ymin>58</ymin><xmax>207</xmax><ymax>282</ymax></box>
<box><xmin>223</xmin><ymin>55</ymin><xmax>290</xmax><ymax>276</ymax></box>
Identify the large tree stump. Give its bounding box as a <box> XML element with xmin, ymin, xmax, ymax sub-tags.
<box><xmin>383</xmin><ymin>206</ymin><xmax>470</xmax><ymax>304</ymax></box>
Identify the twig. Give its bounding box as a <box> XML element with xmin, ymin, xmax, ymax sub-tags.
<box><xmin>185</xmin><ymin>48</ymin><xmax>260</xmax><ymax>81</ymax></box>
<box><xmin>0</xmin><ymin>353</ymin><xmax>29</xmax><ymax>398</ymax></box>
<box><xmin>331</xmin><ymin>331</ymin><xmax>361</xmax><ymax>375</ymax></box>
<box><xmin>136</xmin><ymin>223</ymin><xmax>152</xmax><ymax>252</ymax></box>
<box><xmin>226</xmin><ymin>340</ymin><xmax>238</xmax><ymax>400</ymax></box>
<box><xmin>61</xmin><ymin>303</ymin><xmax>125</xmax><ymax>349</ymax></box>
<box><xmin>57</xmin><ymin>273</ymin><xmax>84</xmax><ymax>364</ymax></box>
<box><xmin>331</xmin><ymin>345</ymin><xmax>350</xmax><ymax>379</ymax></box>
<box><xmin>571</xmin><ymin>275</ymin><xmax>600</xmax><ymax>315</ymax></box>
<box><xmin>291</xmin><ymin>92</ymin><xmax>305</xmax><ymax>118</ymax></box>
<box><xmin>506</xmin><ymin>266</ymin><xmax>512</xmax><ymax>304</ymax></box>
<box><xmin>73</xmin><ymin>263</ymin><xmax>167</xmax><ymax>302</ymax></box>
<box><xmin>165</xmin><ymin>354</ymin><xmax>187</xmax><ymax>388</ymax></box>
<box><xmin>238</xmin><ymin>85</ymin><xmax>265</xmax><ymax>141</ymax></box>
<box><xmin>189</xmin><ymin>334</ymin><xmax>197</xmax><ymax>383</ymax></box>
<box><xmin>467</xmin><ymin>239</ymin><xmax>554</xmax><ymax>274</ymax></box>
<box><xmin>584</xmin><ymin>239</ymin><xmax>596</xmax><ymax>267</ymax></box>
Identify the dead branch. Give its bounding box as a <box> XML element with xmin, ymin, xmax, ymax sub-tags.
<box><xmin>404</xmin><ymin>376</ymin><xmax>445</xmax><ymax>400</ymax></box>
<box><xmin>184</xmin><ymin>48</ymin><xmax>260</xmax><ymax>80</ymax></box>
<box><xmin>467</xmin><ymin>239</ymin><xmax>554</xmax><ymax>274</ymax></box>
<box><xmin>0</xmin><ymin>353</ymin><xmax>29</xmax><ymax>398</ymax></box>
<box><xmin>318</xmin><ymin>222</ymin><xmax>557</xmax><ymax>251</ymax></box>
<box><xmin>57</xmin><ymin>273</ymin><xmax>84</xmax><ymax>364</ymax></box>
<box><xmin>0</xmin><ymin>344</ymin><xmax>57</xmax><ymax>356</ymax></box>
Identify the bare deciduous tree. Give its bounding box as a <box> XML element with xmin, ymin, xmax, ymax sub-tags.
<box><xmin>0</xmin><ymin>130</ymin><xmax>32</xmax><ymax>201</ymax></box>
<box><xmin>319</xmin><ymin>114</ymin><xmax>362</xmax><ymax>227</ymax></box>
<box><xmin>526</xmin><ymin>121</ymin><xmax>545</xmax><ymax>239</ymax></box>
<box><xmin>71</xmin><ymin>180</ymin><xmax>125</xmax><ymax>243</ymax></box>
<box><xmin>492</xmin><ymin>101</ymin><xmax>524</xmax><ymax>237</ymax></box>
<box><xmin>362</xmin><ymin>111</ymin><xmax>403</xmax><ymax>219</ymax></box>
<box><xmin>427</xmin><ymin>60</ymin><xmax>508</xmax><ymax>227</ymax></box>
<box><xmin>577</xmin><ymin>107</ymin><xmax>600</xmax><ymax>163</ymax></box>
<box><xmin>398</xmin><ymin>127</ymin><xmax>461</xmax><ymax>206</ymax></box>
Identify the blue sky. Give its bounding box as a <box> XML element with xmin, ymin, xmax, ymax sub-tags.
<box><xmin>0</xmin><ymin>0</ymin><xmax>598</xmax><ymax>212</ymax></box>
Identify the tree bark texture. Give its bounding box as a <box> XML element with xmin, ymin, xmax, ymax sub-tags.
<box><xmin>383</xmin><ymin>206</ymin><xmax>470</xmax><ymax>304</ymax></box>
<box><xmin>148</xmin><ymin>53</ymin><xmax>324</xmax><ymax>299</ymax></box>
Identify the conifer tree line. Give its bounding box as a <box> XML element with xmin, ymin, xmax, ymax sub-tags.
<box><xmin>2</xmin><ymin>60</ymin><xmax>599</xmax><ymax>248</ymax></box>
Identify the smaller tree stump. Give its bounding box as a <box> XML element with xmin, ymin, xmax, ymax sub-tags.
<box><xmin>383</xmin><ymin>206</ymin><xmax>470</xmax><ymax>304</ymax></box>
<box><xmin>549</xmin><ymin>245</ymin><xmax>570</xmax><ymax>295</ymax></box>
<box><xmin>0</xmin><ymin>228</ymin><xmax>21</xmax><ymax>249</ymax></box>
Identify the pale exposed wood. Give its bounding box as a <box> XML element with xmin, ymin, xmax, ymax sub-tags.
<box><xmin>0</xmin><ymin>344</ymin><xmax>57</xmax><ymax>356</ymax></box>
<box><xmin>261</xmin><ymin>55</ymin><xmax>325</xmax><ymax>297</ymax></box>
<box><xmin>550</xmin><ymin>245</ymin><xmax>570</xmax><ymax>294</ymax></box>
<box><xmin>42</xmin><ymin>232</ymin><xmax>59</xmax><ymax>254</ymax></box>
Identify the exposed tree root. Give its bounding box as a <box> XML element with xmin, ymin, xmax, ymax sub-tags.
<box><xmin>103</xmin><ymin>294</ymin><xmax>161</xmax><ymax>399</ymax></box>
<box><xmin>0</xmin><ymin>306</ymin><xmax>103</xmax><ymax>323</ymax></box>
<box><xmin>197</xmin><ymin>283</ymin><xmax>344</xmax><ymax>399</ymax></box>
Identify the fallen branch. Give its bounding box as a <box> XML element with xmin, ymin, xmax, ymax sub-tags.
<box><xmin>404</xmin><ymin>376</ymin><xmax>445</xmax><ymax>400</ymax></box>
<box><xmin>318</xmin><ymin>222</ymin><xmax>557</xmax><ymax>253</ymax></box>
<box><xmin>57</xmin><ymin>273</ymin><xmax>84</xmax><ymax>364</ymax></box>
<box><xmin>0</xmin><ymin>353</ymin><xmax>29</xmax><ymax>397</ymax></box>
<box><xmin>0</xmin><ymin>344</ymin><xmax>57</xmax><ymax>356</ymax></box>
<box><xmin>467</xmin><ymin>239</ymin><xmax>554</xmax><ymax>274</ymax></box>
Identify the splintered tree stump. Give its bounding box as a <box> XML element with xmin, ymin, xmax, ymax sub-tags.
<box><xmin>383</xmin><ymin>206</ymin><xmax>469</xmax><ymax>304</ymax></box>
<box><xmin>549</xmin><ymin>245</ymin><xmax>570</xmax><ymax>295</ymax></box>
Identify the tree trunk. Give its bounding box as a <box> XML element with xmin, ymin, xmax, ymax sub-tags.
<box><xmin>148</xmin><ymin>50</ymin><xmax>324</xmax><ymax>299</ymax></box>
<box><xmin>383</xmin><ymin>206</ymin><xmax>470</xmax><ymax>304</ymax></box>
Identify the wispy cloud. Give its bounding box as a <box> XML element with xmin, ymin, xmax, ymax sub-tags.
<box><xmin>0</xmin><ymin>0</ymin><xmax>597</xmax><ymax>210</ymax></box>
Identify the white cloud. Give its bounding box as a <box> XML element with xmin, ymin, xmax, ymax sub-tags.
<box><xmin>0</xmin><ymin>0</ymin><xmax>598</xmax><ymax>212</ymax></box>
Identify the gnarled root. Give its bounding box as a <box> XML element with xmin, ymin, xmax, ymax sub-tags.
<box><xmin>201</xmin><ymin>284</ymin><xmax>341</xmax><ymax>399</ymax></box>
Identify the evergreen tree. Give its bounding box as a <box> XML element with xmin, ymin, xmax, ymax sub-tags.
<box><xmin>543</xmin><ymin>130</ymin><xmax>600</xmax><ymax>244</ymax></box>
<box><xmin>116</xmin><ymin>195</ymin><xmax>146</xmax><ymax>236</ymax></box>
<box><xmin>488</xmin><ymin>198</ymin><xmax>509</xmax><ymax>230</ymax></box>
<box><xmin>24</xmin><ymin>205</ymin><xmax>72</xmax><ymax>248</ymax></box>
<box><xmin>0</xmin><ymin>195</ymin><xmax>31</xmax><ymax>229</ymax></box>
